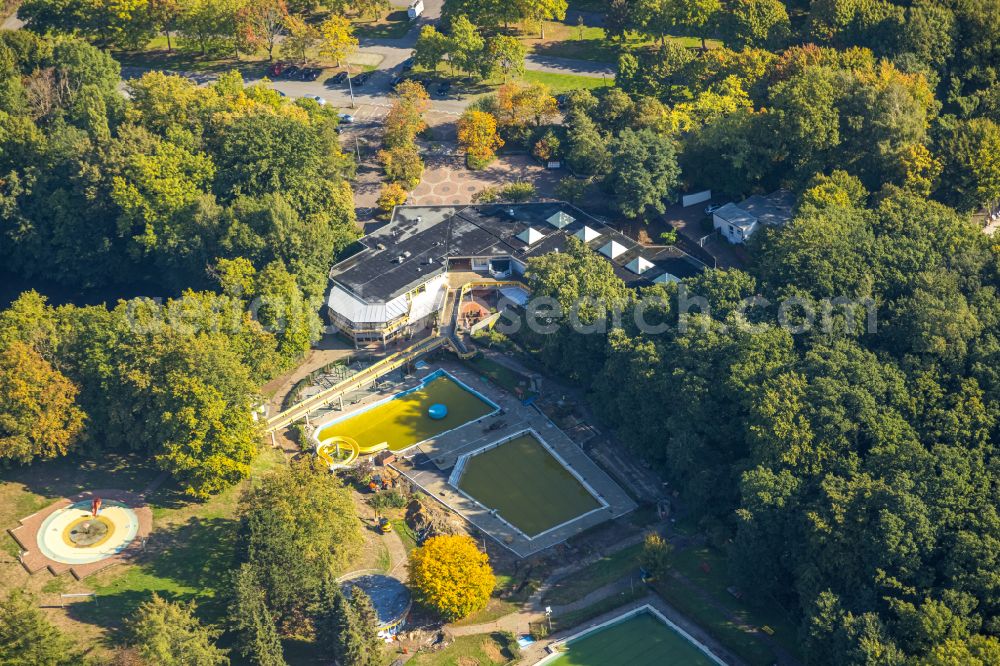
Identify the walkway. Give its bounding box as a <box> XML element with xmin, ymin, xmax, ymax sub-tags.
<box><xmin>264</xmin><ymin>334</ymin><xmax>447</xmax><ymax>432</ymax></box>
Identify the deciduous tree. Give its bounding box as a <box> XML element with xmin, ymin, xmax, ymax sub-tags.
<box><xmin>409</xmin><ymin>535</ymin><xmax>496</xmax><ymax>621</ymax></box>
<box><xmin>318</xmin><ymin>15</ymin><xmax>357</xmax><ymax>66</ymax></box>
<box><xmin>458</xmin><ymin>109</ymin><xmax>504</xmax><ymax>168</ymax></box>
<box><xmin>0</xmin><ymin>340</ymin><xmax>85</xmax><ymax>464</ymax></box>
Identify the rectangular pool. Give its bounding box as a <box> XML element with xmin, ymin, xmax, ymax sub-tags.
<box><xmin>315</xmin><ymin>369</ymin><xmax>498</xmax><ymax>453</ymax></box>
<box><xmin>454</xmin><ymin>431</ymin><xmax>604</xmax><ymax>538</ymax></box>
<box><xmin>539</xmin><ymin>606</ymin><xmax>724</xmax><ymax>666</ymax></box>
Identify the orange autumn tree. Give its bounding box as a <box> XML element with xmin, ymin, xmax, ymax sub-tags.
<box><xmin>408</xmin><ymin>534</ymin><xmax>496</xmax><ymax>621</ymax></box>
<box><xmin>458</xmin><ymin>110</ymin><xmax>503</xmax><ymax>169</ymax></box>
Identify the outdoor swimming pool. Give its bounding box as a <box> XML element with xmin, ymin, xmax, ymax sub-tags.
<box><xmin>453</xmin><ymin>430</ymin><xmax>605</xmax><ymax>538</ymax></box>
<box><xmin>537</xmin><ymin>606</ymin><xmax>724</xmax><ymax>666</ymax></box>
<box><xmin>314</xmin><ymin>369</ymin><xmax>498</xmax><ymax>453</ymax></box>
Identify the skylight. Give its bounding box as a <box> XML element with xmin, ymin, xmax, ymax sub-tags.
<box><xmin>546</xmin><ymin>211</ymin><xmax>575</xmax><ymax>229</ymax></box>
<box><xmin>574</xmin><ymin>225</ymin><xmax>601</xmax><ymax>242</ymax></box>
<box><xmin>516</xmin><ymin>227</ymin><xmax>545</xmax><ymax>246</ymax></box>
<box><xmin>626</xmin><ymin>256</ymin><xmax>654</xmax><ymax>274</ymax></box>
<box><xmin>599</xmin><ymin>240</ymin><xmax>627</xmax><ymax>259</ymax></box>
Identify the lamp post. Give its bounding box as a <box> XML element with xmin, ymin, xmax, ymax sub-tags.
<box><xmin>345</xmin><ymin>64</ymin><xmax>356</xmax><ymax>109</ymax></box>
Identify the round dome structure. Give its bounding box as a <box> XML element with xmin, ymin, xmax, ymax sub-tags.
<box><xmin>428</xmin><ymin>403</ymin><xmax>448</xmax><ymax>420</ymax></box>
<box><xmin>340</xmin><ymin>574</ymin><xmax>411</xmax><ymax>637</ymax></box>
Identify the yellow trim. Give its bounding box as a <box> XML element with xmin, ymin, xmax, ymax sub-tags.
<box><xmin>61</xmin><ymin>515</ymin><xmax>116</xmax><ymax>548</ymax></box>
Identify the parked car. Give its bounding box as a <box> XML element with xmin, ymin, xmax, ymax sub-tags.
<box><xmin>283</xmin><ymin>65</ymin><xmax>300</xmax><ymax>79</ymax></box>
<box><xmin>267</xmin><ymin>62</ymin><xmax>286</xmax><ymax>77</ymax></box>
<box><xmin>311</xmin><ymin>95</ymin><xmax>327</xmax><ymax>106</ymax></box>
<box><xmin>436</xmin><ymin>80</ymin><xmax>452</xmax><ymax>96</ymax></box>
<box><xmin>303</xmin><ymin>67</ymin><xmax>322</xmax><ymax>81</ymax></box>
<box><xmin>351</xmin><ymin>72</ymin><xmax>371</xmax><ymax>86</ymax></box>
<box><xmin>338</xmin><ymin>112</ymin><xmax>355</xmax><ymax>123</ymax></box>
<box><xmin>331</xmin><ymin>71</ymin><xmax>349</xmax><ymax>84</ymax></box>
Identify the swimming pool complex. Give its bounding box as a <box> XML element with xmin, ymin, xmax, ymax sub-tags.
<box><xmin>314</xmin><ymin>369</ymin><xmax>498</xmax><ymax>455</ymax></box>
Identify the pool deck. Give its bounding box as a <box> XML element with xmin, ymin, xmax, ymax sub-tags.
<box><xmin>387</xmin><ymin>361</ymin><xmax>637</xmax><ymax>558</ymax></box>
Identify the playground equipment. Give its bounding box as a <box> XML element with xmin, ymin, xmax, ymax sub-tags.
<box><xmin>427</xmin><ymin>403</ymin><xmax>448</xmax><ymax>420</ymax></box>
<box><xmin>316</xmin><ymin>436</ymin><xmax>361</xmax><ymax>470</ymax></box>
<box><xmin>377</xmin><ymin>517</ymin><xmax>393</xmax><ymax>533</ymax></box>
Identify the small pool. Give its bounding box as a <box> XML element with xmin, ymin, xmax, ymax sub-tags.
<box><xmin>315</xmin><ymin>369</ymin><xmax>498</xmax><ymax>453</ymax></box>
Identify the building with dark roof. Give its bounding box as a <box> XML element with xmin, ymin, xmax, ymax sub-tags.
<box><xmin>712</xmin><ymin>189</ymin><xmax>795</xmax><ymax>244</ymax></box>
<box><xmin>326</xmin><ymin>203</ymin><xmax>707</xmax><ymax>345</ymax></box>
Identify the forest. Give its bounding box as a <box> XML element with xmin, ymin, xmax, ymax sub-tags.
<box><xmin>519</xmin><ymin>176</ymin><xmax>1000</xmax><ymax>663</ymax></box>
<box><xmin>0</xmin><ymin>31</ymin><xmax>356</xmax><ymax>495</ymax></box>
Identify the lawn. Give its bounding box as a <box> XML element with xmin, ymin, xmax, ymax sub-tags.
<box><xmin>408</xmin><ymin>632</ymin><xmax>519</xmax><ymax>666</ymax></box>
<box><xmin>546</xmin><ymin>610</ymin><xmax>717</xmax><ymax>666</ymax></box>
<box><xmin>526</xmin><ymin>22</ymin><xmax>721</xmax><ymax>63</ymax></box>
<box><xmin>464</xmin><ymin>355</ymin><xmax>535</xmax><ymax>399</ymax></box>
<box><xmin>0</xmin><ymin>447</ymin><xmax>288</xmax><ymax>653</ymax></box>
<box><xmin>457</xmin><ymin>433</ymin><xmax>601</xmax><ymax>537</ymax></box>
<box><xmin>521</xmin><ymin>70</ymin><xmax>612</xmax><ymax>93</ymax></box>
<box><xmin>316</xmin><ymin>373</ymin><xmax>496</xmax><ymax>452</ymax></box>
<box><xmin>667</xmin><ymin>546</ymin><xmax>802</xmax><ymax>662</ymax></box>
<box><xmin>450</xmin><ymin>597</ymin><xmax>519</xmax><ymax>628</ymax></box>
<box><xmin>353</xmin><ymin>7</ymin><xmax>412</xmax><ymax>40</ymax></box>
<box><xmin>542</xmin><ymin>543</ymin><xmax>643</xmax><ymax>606</ymax></box>
<box><xmin>71</xmin><ymin>447</ymin><xmax>289</xmax><ymax>633</ymax></box>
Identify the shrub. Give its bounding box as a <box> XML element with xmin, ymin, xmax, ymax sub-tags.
<box><xmin>368</xmin><ymin>489</ymin><xmax>408</xmax><ymax>509</ymax></box>
<box><xmin>499</xmin><ymin>181</ymin><xmax>536</xmax><ymax>202</ymax></box>
<box><xmin>555</xmin><ymin>176</ymin><xmax>589</xmax><ymax>204</ymax></box>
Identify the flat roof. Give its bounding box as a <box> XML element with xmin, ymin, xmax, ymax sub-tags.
<box><xmin>737</xmin><ymin>189</ymin><xmax>795</xmax><ymax>227</ymax></box>
<box><xmin>329</xmin><ymin>203</ymin><xmax>707</xmax><ymax>303</ymax></box>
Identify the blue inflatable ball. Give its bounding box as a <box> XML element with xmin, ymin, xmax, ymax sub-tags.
<box><xmin>428</xmin><ymin>403</ymin><xmax>448</xmax><ymax>420</ymax></box>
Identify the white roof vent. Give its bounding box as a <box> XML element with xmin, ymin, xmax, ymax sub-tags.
<box><xmin>599</xmin><ymin>240</ymin><xmax>627</xmax><ymax>259</ymax></box>
<box><xmin>574</xmin><ymin>225</ymin><xmax>601</xmax><ymax>242</ymax></box>
<box><xmin>626</xmin><ymin>256</ymin><xmax>655</xmax><ymax>274</ymax></box>
<box><xmin>516</xmin><ymin>227</ymin><xmax>545</xmax><ymax>246</ymax></box>
<box><xmin>546</xmin><ymin>211</ymin><xmax>575</xmax><ymax>229</ymax></box>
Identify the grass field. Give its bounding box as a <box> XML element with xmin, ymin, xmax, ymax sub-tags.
<box><xmin>408</xmin><ymin>632</ymin><xmax>519</xmax><ymax>666</ymax></box>
<box><xmin>521</xmin><ymin>70</ymin><xmax>612</xmax><ymax>92</ymax></box>
<box><xmin>317</xmin><ymin>373</ymin><xmax>495</xmax><ymax>452</ymax></box>
<box><xmin>457</xmin><ymin>433</ymin><xmax>601</xmax><ymax>536</ymax></box>
<box><xmin>543</xmin><ymin>543</ymin><xmax>643</xmax><ymax>605</ymax></box>
<box><xmin>352</xmin><ymin>7</ymin><xmax>412</xmax><ymax>40</ymax></box>
<box><xmin>464</xmin><ymin>355</ymin><xmax>536</xmax><ymax>399</ymax></box>
<box><xmin>546</xmin><ymin>611</ymin><xmax>717</xmax><ymax>666</ymax></box>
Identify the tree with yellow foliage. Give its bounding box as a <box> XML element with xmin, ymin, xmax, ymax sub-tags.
<box><xmin>458</xmin><ymin>110</ymin><xmax>504</xmax><ymax>169</ymax></box>
<box><xmin>318</xmin><ymin>15</ymin><xmax>358</xmax><ymax>67</ymax></box>
<box><xmin>408</xmin><ymin>534</ymin><xmax>495</xmax><ymax>621</ymax></box>
<box><xmin>0</xmin><ymin>341</ymin><xmax>85</xmax><ymax>464</ymax></box>
<box><xmin>377</xmin><ymin>182</ymin><xmax>408</xmax><ymax>216</ymax></box>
